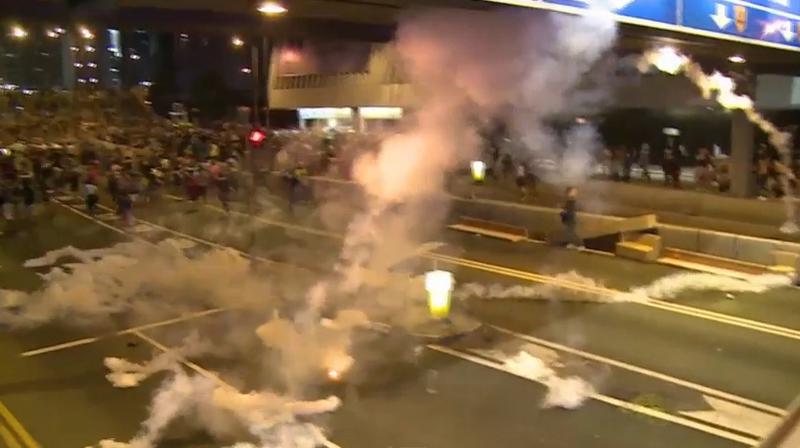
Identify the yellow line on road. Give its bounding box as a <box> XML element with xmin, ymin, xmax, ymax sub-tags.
<box><xmin>0</xmin><ymin>422</ymin><xmax>23</xmax><ymax>448</ymax></box>
<box><xmin>0</xmin><ymin>402</ymin><xmax>39</xmax><ymax>448</ymax></box>
<box><xmin>165</xmin><ymin>194</ymin><xmax>800</xmax><ymax>341</ymax></box>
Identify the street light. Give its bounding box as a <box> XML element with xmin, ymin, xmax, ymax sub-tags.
<box><xmin>10</xmin><ymin>25</ymin><xmax>28</xmax><ymax>40</ymax></box>
<box><xmin>257</xmin><ymin>1</ymin><xmax>288</xmax><ymax>15</ymax></box>
<box><xmin>78</xmin><ymin>26</ymin><xmax>94</xmax><ymax>39</ymax></box>
<box><xmin>231</xmin><ymin>36</ymin><xmax>245</xmax><ymax>48</ymax></box>
<box><xmin>46</xmin><ymin>29</ymin><xmax>59</xmax><ymax>39</ymax></box>
<box><xmin>728</xmin><ymin>55</ymin><xmax>746</xmax><ymax>64</ymax></box>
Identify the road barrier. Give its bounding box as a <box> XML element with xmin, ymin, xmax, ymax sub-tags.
<box><xmin>290</xmin><ymin>175</ymin><xmax>800</xmax><ymax>269</ymax></box>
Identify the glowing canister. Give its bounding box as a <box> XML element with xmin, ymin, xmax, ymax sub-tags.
<box><xmin>653</xmin><ymin>47</ymin><xmax>687</xmax><ymax>75</ymax></box>
<box><xmin>425</xmin><ymin>270</ymin><xmax>454</xmax><ymax>319</ymax></box>
<box><xmin>471</xmin><ymin>161</ymin><xmax>486</xmax><ymax>182</ymax></box>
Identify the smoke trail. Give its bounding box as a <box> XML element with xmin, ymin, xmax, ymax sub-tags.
<box><xmin>0</xmin><ymin>241</ymin><xmax>272</xmax><ymax>329</ymax></box>
<box><xmin>639</xmin><ymin>47</ymin><xmax>798</xmax><ymax>233</ymax></box>
<box><xmin>90</xmin><ymin>371</ymin><xmax>341</xmax><ymax>448</ymax></box>
<box><xmin>454</xmin><ymin>271</ymin><xmax>636</xmax><ymax>303</ymax></box>
<box><xmin>503</xmin><ymin>351</ymin><xmax>596</xmax><ymax>409</ymax></box>
<box><xmin>628</xmin><ymin>271</ymin><xmax>791</xmax><ymax>300</ymax></box>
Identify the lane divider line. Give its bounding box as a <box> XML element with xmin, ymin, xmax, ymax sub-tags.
<box><xmin>21</xmin><ymin>308</ymin><xmax>230</xmax><ymax>358</ymax></box>
<box><xmin>428</xmin><ymin>344</ymin><xmax>759</xmax><ymax>446</ymax></box>
<box><xmin>490</xmin><ymin>325</ymin><xmax>786</xmax><ymax>416</ymax></box>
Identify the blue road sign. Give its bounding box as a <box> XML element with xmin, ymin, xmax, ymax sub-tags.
<box><xmin>539</xmin><ymin>0</ymin><xmax>678</xmax><ymax>25</ymax></box>
<box><xmin>683</xmin><ymin>0</ymin><xmax>800</xmax><ymax>48</ymax></box>
<box><xmin>486</xmin><ymin>0</ymin><xmax>800</xmax><ymax>51</ymax></box>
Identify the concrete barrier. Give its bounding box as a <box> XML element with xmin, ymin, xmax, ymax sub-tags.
<box><xmin>298</xmin><ymin>175</ymin><xmax>800</xmax><ymax>266</ymax></box>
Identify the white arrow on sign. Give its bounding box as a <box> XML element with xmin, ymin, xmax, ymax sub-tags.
<box><xmin>710</xmin><ymin>3</ymin><xmax>733</xmax><ymax>29</ymax></box>
<box><xmin>578</xmin><ymin>0</ymin><xmax>635</xmax><ymax>11</ymax></box>
<box><xmin>780</xmin><ymin>21</ymin><xmax>796</xmax><ymax>42</ymax></box>
<box><xmin>679</xmin><ymin>395</ymin><xmax>783</xmax><ymax>439</ymax></box>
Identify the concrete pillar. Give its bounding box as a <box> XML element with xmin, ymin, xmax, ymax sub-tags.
<box><xmin>352</xmin><ymin>107</ymin><xmax>364</xmax><ymax>132</ymax></box>
<box><xmin>60</xmin><ymin>31</ymin><xmax>76</xmax><ymax>89</ymax></box>
<box><xmin>98</xmin><ymin>29</ymin><xmax>113</xmax><ymax>89</ymax></box>
<box><xmin>730</xmin><ymin>110</ymin><xmax>755</xmax><ymax>197</ymax></box>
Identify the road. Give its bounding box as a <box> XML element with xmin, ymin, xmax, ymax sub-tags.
<box><xmin>1</xmin><ymin>189</ymin><xmax>799</xmax><ymax>448</ymax></box>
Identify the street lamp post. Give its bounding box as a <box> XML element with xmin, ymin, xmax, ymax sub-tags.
<box><xmin>254</xmin><ymin>1</ymin><xmax>287</xmax><ymax>127</ymax></box>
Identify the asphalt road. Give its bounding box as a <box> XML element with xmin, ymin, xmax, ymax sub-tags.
<box><xmin>1</xmin><ymin>193</ymin><xmax>799</xmax><ymax>448</ymax></box>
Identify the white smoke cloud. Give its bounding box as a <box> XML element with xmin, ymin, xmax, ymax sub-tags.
<box><xmin>504</xmin><ymin>351</ymin><xmax>595</xmax><ymax>409</ymax></box>
<box><xmin>628</xmin><ymin>272</ymin><xmax>792</xmax><ymax>300</ymax></box>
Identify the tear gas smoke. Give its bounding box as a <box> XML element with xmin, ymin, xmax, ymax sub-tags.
<box><xmin>89</xmin><ymin>371</ymin><xmax>341</xmax><ymax>448</ymax></box>
<box><xmin>10</xmin><ymin>6</ymin><xmax>627</xmax><ymax>447</ymax></box>
<box><xmin>455</xmin><ymin>271</ymin><xmax>631</xmax><ymax>303</ymax></box>
<box><xmin>640</xmin><ymin>47</ymin><xmax>798</xmax><ymax>233</ymax></box>
<box><xmin>628</xmin><ymin>272</ymin><xmax>792</xmax><ymax>300</ymax></box>
<box><xmin>504</xmin><ymin>351</ymin><xmax>595</xmax><ymax>409</ymax></box>
<box><xmin>330</xmin><ymin>6</ymin><xmax>619</xmax><ymax>313</ymax></box>
<box><xmin>457</xmin><ymin>270</ymin><xmax>791</xmax><ymax>303</ymax></box>
<box><xmin>0</xmin><ymin>241</ymin><xmax>272</xmax><ymax>329</ymax></box>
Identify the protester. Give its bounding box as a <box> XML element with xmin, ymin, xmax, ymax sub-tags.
<box><xmin>560</xmin><ymin>186</ymin><xmax>583</xmax><ymax>250</ymax></box>
<box><xmin>84</xmin><ymin>179</ymin><xmax>99</xmax><ymax>215</ymax></box>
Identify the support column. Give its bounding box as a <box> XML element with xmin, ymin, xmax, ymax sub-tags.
<box><xmin>352</xmin><ymin>107</ymin><xmax>364</xmax><ymax>132</ymax></box>
<box><xmin>730</xmin><ymin>110</ymin><xmax>755</xmax><ymax>198</ymax></box>
<box><xmin>60</xmin><ymin>31</ymin><xmax>76</xmax><ymax>89</ymax></box>
<box><xmin>98</xmin><ymin>29</ymin><xmax>112</xmax><ymax>89</ymax></box>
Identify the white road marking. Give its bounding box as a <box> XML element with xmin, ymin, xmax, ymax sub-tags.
<box><xmin>21</xmin><ymin>308</ymin><xmax>230</xmax><ymax>357</ymax></box>
<box><xmin>679</xmin><ymin>395</ymin><xmax>782</xmax><ymax>439</ymax></box>
<box><xmin>172</xmin><ymin>194</ymin><xmax>800</xmax><ymax>342</ymax></box>
<box><xmin>491</xmin><ymin>325</ymin><xmax>785</xmax><ymax>416</ymax></box>
<box><xmin>428</xmin><ymin>344</ymin><xmax>759</xmax><ymax>446</ymax></box>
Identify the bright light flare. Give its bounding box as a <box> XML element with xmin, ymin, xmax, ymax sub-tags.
<box><xmin>79</xmin><ymin>26</ymin><xmax>94</xmax><ymax>39</ymax></box>
<box><xmin>10</xmin><ymin>25</ymin><xmax>28</xmax><ymax>39</ymax></box>
<box><xmin>257</xmin><ymin>1</ymin><xmax>288</xmax><ymax>15</ymax></box>
<box><xmin>728</xmin><ymin>55</ymin><xmax>746</xmax><ymax>64</ymax></box>
<box><xmin>231</xmin><ymin>36</ymin><xmax>245</xmax><ymax>47</ymax></box>
<box><xmin>425</xmin><ymin>270</ymin><xmax>454</xmax><ymax>319</ymax></box>
<box><xmin>707</xmin><ymin>71</ymin><xmax>753</xmax><ymax>110</ymax></box>
<box><xmin>46</xmin><ymin>30</ymin><xmax>59</xmax><ymax>38</ymax></box>
<box><xmin>470</xmin><ymin>161</ymin><xmax>486</xmax><ymax>182</ymax></box>
<box><xmin>651</xmin><ymin>46</ymin><xmax>688</xmax><ymax>75</ymax></box>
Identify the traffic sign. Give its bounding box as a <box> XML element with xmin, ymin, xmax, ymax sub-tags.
<box><xmin>485</xmin><ymin>0</ymin><xmax>800</xmax><ymax>51</ymax></box>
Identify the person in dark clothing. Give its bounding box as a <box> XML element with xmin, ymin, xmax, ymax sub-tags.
<box><xmin>85</xmin><ymin>180</ymin><xmax>99</xmax><ymax>215</ymax></box>
<box><xmin>560</xmin><ymin>186</ymin><xmax>583</xmax><ymax>249</ymax></box>
<box><xmin>19</xmin><ymin>178</ymin><xmax>35</xmax><ymax>218</ymax></box>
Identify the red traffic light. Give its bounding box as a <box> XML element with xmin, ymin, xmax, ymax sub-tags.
<box><xmin>248</xmin><ymin>129</ymin><xmax>267</xmax><ymax>146</ymax></box>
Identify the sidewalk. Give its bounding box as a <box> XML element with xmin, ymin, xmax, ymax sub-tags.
<box><xmin>453</xmin><ymin>174</ymin><xmax>800</xmax><ymax>243</ymax></box>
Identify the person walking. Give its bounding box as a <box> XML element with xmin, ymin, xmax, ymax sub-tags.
<box><xmin>84</xmin><ymin>179</ymin><xmax>99</xmax><ymax>215</ymax></box>
<box><xmin>560</xmin><ymin>186</ymin><xmax>584</xmax><ymax>250</ymax></box>
<box><xmin>638</xmin><ymin>143</ymin><xmax>651</xmax><ymax>181</ymax></box>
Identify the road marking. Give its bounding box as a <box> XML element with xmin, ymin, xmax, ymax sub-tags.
<box><xmin>679</xmin><ymin>395</ymin><xmax>782</xmax><ymax>439</ymax></box>
<box><xmin>21</xmin><ymin>308</ymin><xmax>230</xmax><ymax>357</ymax></box>
<box><xmin>428</xmin><ymin>344</ymin><xmax>759</xmax><ymax>446</ymax></box>
<box><xmin>171</xmin><ymin>194</ymin><xmax>800</xmax><ymax>341</ymax></box>
<box><xmin>0</xmin><ymin>402</ymin><xmax>39</xmax><ymax>448</ymax></box>
<box><xmin>0</xmin><ymin>423</ymin><xmax>22</xmax><ymax>448</ymax></box>
<box><xmin>491</xmin><ymin>325</ymin><xmax>785</xmax><ymax>415</ymax></box>
<box><xmin>427</xmin><ymin>252</ymin><xmax>800</xmax><ymax>342</ymax></box>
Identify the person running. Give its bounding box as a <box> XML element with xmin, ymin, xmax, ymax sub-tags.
<box><xmin>84</xmin><ymin>179</ymin><xmax>99</xmax><ymax>215</ymax></box>
<box><xmin>19</xmin><ymin>177</ymin><xmax>35</xmax><ymax>219</ymax></box>
<box><xmin>638</xmin><ymin>143</ymin><xmax>651</xmax><ymax>181</ymax></box>
<box><xmin>560</xmin><ymin>186</ymin><xmax>584</xmax><ymax>250</ymax></box>
<box><xmin>516</xmin><ymin>163</ymin><xmax>530</xmax><ymax>200</ymax></box>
